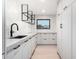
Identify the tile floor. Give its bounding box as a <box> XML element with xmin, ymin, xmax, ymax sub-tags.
<box><xmin>31</xmin><ymin>45</ymin><xmax>60</xmax><ymax>59</ymax></box>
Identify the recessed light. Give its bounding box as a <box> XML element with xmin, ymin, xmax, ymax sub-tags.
<box><xmin>42</xmin><ymin>9</ymin><xmax>46</xmax><ymax>13</ymax></box>
<box><xmin>40</xmin><ymin>0</ymin><xmax>45</xmax><ymax>2</ymax></box>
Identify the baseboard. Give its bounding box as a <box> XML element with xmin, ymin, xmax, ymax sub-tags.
<box><xmin>57</xmin><ymin>52</ymin><xmax>62</xmax><ymax>59</ymax></box>
<box><xmin>30</xmin><ymin>45</ymin><xmax>37</xmax><ymax>59</ymax></box>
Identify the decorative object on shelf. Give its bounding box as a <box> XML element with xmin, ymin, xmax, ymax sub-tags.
<box><xmin>31</xmin><ymin>14</ymin><xmax>35</xmax><ymax>24</ymax></box>
<box><xmin>28</xmin><ymin>11</ymin><xmax>33</xmax><ymax>22</ymax></box>
<box><xmin>21</xmin><ymin>4</ymin><xmax>28</xmax><ymax>21</ymax></box>
<box><xmin>21</xmin><ymin>4</ymin><xmax>35</xmax><ymax>24</ymax></box>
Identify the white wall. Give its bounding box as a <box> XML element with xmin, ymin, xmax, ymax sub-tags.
<box><xmin>5</xmin><ymin>0</ymin><xmax>35</xmax><ymax>39</ymax></box>
<box><xmin>35</xmin><ymin>15</ymin><xmax>57</xmax><ymax>33</ymax></box>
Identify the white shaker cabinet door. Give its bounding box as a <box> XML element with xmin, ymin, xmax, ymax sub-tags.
<box><xmin>37</xmin><ymin>34</ymin><xmax>42</xmax><ymax>44</ymax></box>
<box><xmin>27</xmin><ymin>39</ymin><xmax>34</xmax><ymax>59</ymax></box>
<box><xmin>22</xmin><ymin>38</ymin><xmax>36</xmax><ymax>59</ymax></box>
<box><xmin>6</xmin><ymin>45</ymin><xmax>22</xmax><ymax>59</ymax></box>
<box><xmin>31</xmin><ymin>37</ymin><xmax>36</xmax><ymax>53</ymax></box>
<box><xmin>21</xmin><ymin>40</ymin><xmax>30</xmax><ymax>59</ymax></box>
<box><xmin>71</xmin><ymin>2</ymin><xmax>76</xmax><ymax>59</ymax></box>
<box><xmin>62</xmin><ymin>6</ymin><xmax>72</xmax><ymax>59</ymax></box>
<box><xmin>2</xmin><ymin>54</ymin><xmax>4</xmax><ymax>59</ymax></box>
<box><xmin>63</xmin><ymin>0</ymin><xmax>75</xmax><ymax>7</ymax></box>
<box><xmin>57</xmin><ymin>15</ymin><xmax>62</xmax><ymax>57</ymax></box>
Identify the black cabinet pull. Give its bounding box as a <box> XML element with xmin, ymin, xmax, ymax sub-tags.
<box><xmin>29</xmin><ymin>38</ymin><xmax>31</xmax><ymax>39</ymax></box>
<box><xmin>24</xmin><ymin>40</ymin><xmax>28</xmax><ymax>42</ymax></box>
<box><xmin>13</xmin><ymin>45</ymin><xmax>20</xmax><ymax>49</ymax></box>
<box><xmin>44</xmin><ymin>39</ymin><xmax>47</xmax><ymax>40</ymax></box>
<box><xmin>60</xmin><ymin>24</ymin><xmax>63</xmax><ymax>29</ymax></box>
<box><xmin>2</xmin><ymin>52</ymin><xmax>5</xmax><ymax>55</ymax></box>
<box><xmin>52</xmin><ymin>39</ymin><xmax>55</xmax><ymax>40</ymax></box>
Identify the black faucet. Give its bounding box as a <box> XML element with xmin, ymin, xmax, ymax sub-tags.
<box><xmin>10</xmin><ymin>23</ymin><xmax>19</xmax><ymax>37</ymax></box>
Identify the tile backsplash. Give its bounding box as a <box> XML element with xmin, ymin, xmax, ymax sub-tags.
<box><xmin>5</xmin><ymin>0</ymin><xmax>35</xmax><ymax>39</ymax></box>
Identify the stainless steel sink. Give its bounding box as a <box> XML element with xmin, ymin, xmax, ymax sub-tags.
<box><xmin>10</xmin><ymin>35</ymin><xmax>27</xmax><ymax>39</ymax></box>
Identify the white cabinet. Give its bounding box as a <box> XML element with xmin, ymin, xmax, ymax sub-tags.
<box><xmin>71</xmin><ymin>2</ymin><xmax>76</xmax><ymax>59</ymax></box>
<box><xmin>21</xmin><ymin>36</ymin><xmax>37</xmax><ymax>59</ymax></box>
<box><xmin>6</xmin><ymin>35</ymin><xmax>37</xmax><ymax>59</ymax></box>
<box><xmin>57</xmin><ymin>15</ymin><xmax>62</xmax><ymax>58</ymax></box>
<box><xmin>21</xmin><ymin>37</ymin><xmax>36</xmax><ymax>59</ymax></box>
<box><xmin>37</xmin><ymin>34</ymin><xmax>41</xmax><ymax>44</ymax></box>
<box><xmin>6</xmin><ymin>45</ymin><xmax>22</xmax><ymax>59</ymax></box>
<box><xmin>57</xmin><ymin>6</ymin><xmax>72</xmax><ymax>59</ymax></box>
<box><xmin>30</xmin><ymin>36</ymin><xmax>37</xmax><ymax>53</ymax></box>
<box><xmin>2</xmin><ymin>54</ymin><xmax>4</xmax><ymax>59</ymax></box>
<box><xmin>28</xmin><ymin>38</ymin><xmax>34</xmax><ymax>57</ymax></box>
<box><xmin>61</xmin><ymin>6</ymin><xmax>72</xmax><ymax>59</ymax></box>
<box><xmin>63</xmin><ymin>0</ymin><xmax>75</xmax><ymax>7</ymax></box>
<box><xmin>37</xmin><ymin>33</ymin><xmax>57</xmax><ymax>44</ymax></box>
<box><xmin>21</xmin><ymin>40</ymin><xmax>30</xmax><ymax>59</ymax></box>
<box><xmin>57</xmin><ymin>1</ymin><xmax>76</xmax><ymax>59</ymax></box>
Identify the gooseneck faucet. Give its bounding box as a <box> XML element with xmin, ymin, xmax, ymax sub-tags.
<box><xmin>10</xmin><ymin>23</ymin><xmax>19</xmax><ymax>37</ymax></box>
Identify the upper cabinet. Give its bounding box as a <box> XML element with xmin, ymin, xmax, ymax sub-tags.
<box><xmin>21</xmin><ymin>4</ymin><xmax>35</xmax><ymax>24</ymax></box>
<box><xmin>63</xmin><ymin>0</ymin><xmax>75</xmax><ymax>6</ymax></box>
<box><xmin>57</xmin><ymin>0</ymin><xmax>75</xmax><ymax>15</ymax></box>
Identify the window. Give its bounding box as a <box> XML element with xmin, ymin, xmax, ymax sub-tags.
<box><xmin>37</xmin><ymin>19</ymin><xmax>50</xmax><ymax>29</ymax></box>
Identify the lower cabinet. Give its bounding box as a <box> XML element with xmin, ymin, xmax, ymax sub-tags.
<box><xmin>21</xmin><ymin>40</ymin><xmax>31</xmax><ymax>59</ymax></box>
<box><xmin>6</xmin><ymin>45</ymin><xmax>22</xmax><ymax>59</ymax></box>
<box><xmin>6</xmin><ymin>35</ymin><xmax>37</xmax><ymax>59</ymax></box>
<box><xmin>57</xmin><ymin>14</ymin><xmax>62</xmax><ymax>58</ymax></box>
<box><xmin>32</xmin><ymin>37</ymin><xmax>36</xmax><ymax>51</ymax></box>
<box><xmin>57</xmin><ymin>2</ymin><xmax>76</xmax><ymax>59</ymax></box>
<box><xmin>22</xmin><ymin>37</ymin><xmax>37</xmax><ymax>59</ymax></box>
<box><xmin>37</xmin><ymin>33</ymin><xmax>57</xmax><ymax>44</ymax></box>
<box><xmin>2</xmin><ymin>54</ymin><xmax>5</xmax><ymax>59</ymax></box>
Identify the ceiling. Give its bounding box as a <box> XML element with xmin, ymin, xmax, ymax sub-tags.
<box><xmin>25</xmin><ymin>0</ymin><xmax>59</xmax><ymax>16</ymax></box>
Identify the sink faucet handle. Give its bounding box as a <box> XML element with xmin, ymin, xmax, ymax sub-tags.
<box><xmin>10</xmin><ymin>30</ymin><xmax>14</xmax><ymax>33</ymax></box>
<box><xmin>12</xmin><ymin>31</ymin><xmax>14</xmax><ymax>33</ymax></box>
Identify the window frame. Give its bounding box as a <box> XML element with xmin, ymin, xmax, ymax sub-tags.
<box><xmin>36</xmin><ymin>19</ymin><xmax>50</xmax><ymax>29</ymax></box>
